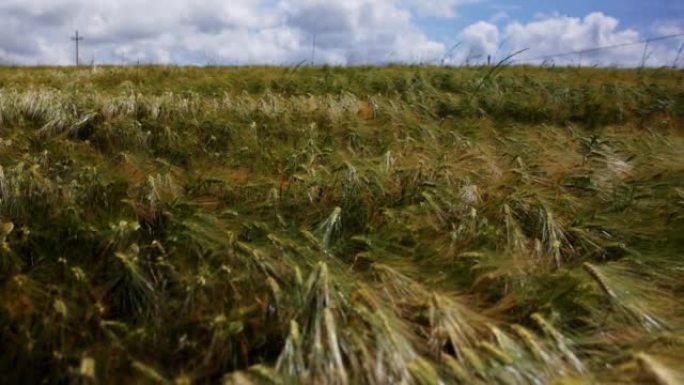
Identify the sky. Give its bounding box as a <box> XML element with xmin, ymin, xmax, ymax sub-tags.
<box><xmin>0</xmin><ymin>0</ymin><xmax>682</xmax><ymax>67</ymax></box>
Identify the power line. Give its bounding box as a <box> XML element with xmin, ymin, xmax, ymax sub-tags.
<box><xmin>520</xmin><ymin>33</ymin><xmax>684</xmax><ymax>63</ymax></box>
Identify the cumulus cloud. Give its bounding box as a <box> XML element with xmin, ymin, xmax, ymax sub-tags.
<box><xmin>449</xmin><ymin>12</ymin><xmax>684</xmax><ymax>67</ymax></box>
<box><xmin>652</xmin><ymin>20</ymin><xmax>684</xmax><ymax>37</ymax></box>
<box><xmin>0</xmin><ymin>2</ymin><xmax>681</xmax><ymax>67</ymax></box>
<box><xmin>506</xmin><ymin>12</ymin><xmax>642</xmax><ymax>65</ymax></box>
<box><xmin>282</xmin><ymin>0</ymin><xmax>443</xmax><ymax>64</ymax></box>
<box><xmin>0</xmin><ymin>0</ymin><xmax>448</xmax><ymax>65</ymax></box>
<box><xmin>459</xmin><ymin>21</ymin><xmax>500</xmax><ymax>63</ymax></box>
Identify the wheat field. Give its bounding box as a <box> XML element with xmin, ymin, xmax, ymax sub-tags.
<box><xmin>0</xmin><ymin>65</ymin><xmax>682</xmax><ymax>384</ymax></box>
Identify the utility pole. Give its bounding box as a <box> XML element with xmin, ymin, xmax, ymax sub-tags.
<box><xmin>71</xmin><ymin>30</ymin><xmax>84</xmax><ymax>66</ymax></box>
<box><xmin>640</xmin><ymin>39</ymin><xmax>651</xmax><ymax>68</ymax></box>
<box><xmin>673</xmin><ymin>42</ymin><xmax>684</xmax><ymax>68</ymax></box>
<box><xmin>311</xmin><ymin>33</ymin><xmax>316</xmax><ymax>65</ymax></box>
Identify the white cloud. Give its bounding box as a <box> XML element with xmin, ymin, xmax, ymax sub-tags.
<box><xmin>506</xmin><ymin>12</ymin><xmax>640</xmax><ymax>63</ymax></box>
<box><xmin>0</xmin><ymin>0</ymin><xmax>447</xmax><ymax>65</ymax></box>
<box><xmin>652</xmin><ymin>20</ymin><xmax>684</xmax><ymax>37</ymax></box>
<box><xmin>447</xmin><ymin>12</ymin><xmax>684</xmax><ymax>67</ymax></box>
<box><xmin>459</xmin><ymin>21</ymin><xmax>500</xmax><ymax>63</ymax></box>
<box><xmin>0</xmin><ymin>3</ymin><xmax>681</xmax><ymax>67</ymax></box>
<box><xmin>281</xmin><ymin>0</ymin><xmax>444</xmax><ymax>64</ymax></box>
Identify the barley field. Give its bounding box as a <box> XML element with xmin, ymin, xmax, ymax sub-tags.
<box><xmin>0</xmin><ymin>65</ymin><xmax>683</xmax><ymax>384</ymax></box>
